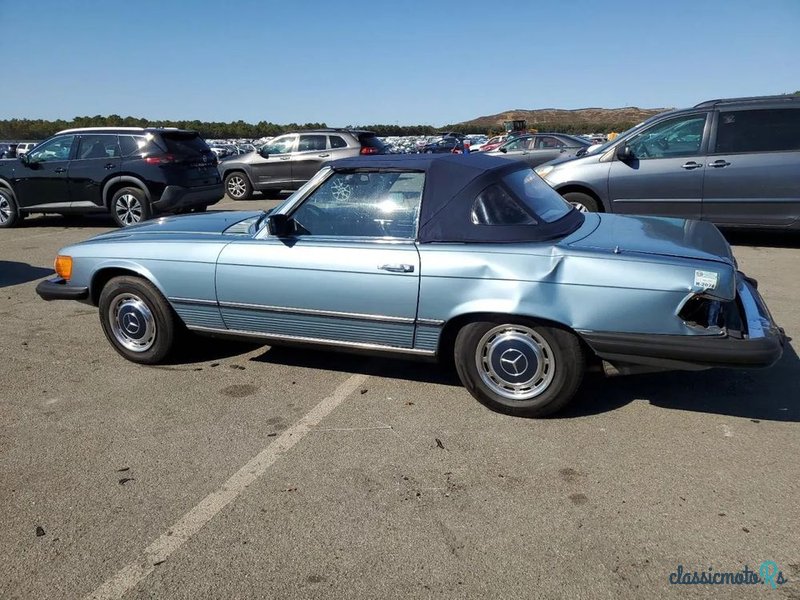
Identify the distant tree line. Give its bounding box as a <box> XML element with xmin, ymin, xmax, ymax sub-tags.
<box><xmin>1</xmin><ymin>115</ymin><xmax>649</xmax><ymax>141</ymax></box>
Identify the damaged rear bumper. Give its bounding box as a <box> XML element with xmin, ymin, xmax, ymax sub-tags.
<box><xmin>581</xmin><ymin>277</ymin><xmax>785</xmax><ymax>370</ymax></box>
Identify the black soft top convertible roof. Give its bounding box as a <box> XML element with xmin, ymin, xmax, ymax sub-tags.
<box><xmin>328</xmin><ymin>154</ymin><xmax>583</xmax><ymax>243</ymax></box>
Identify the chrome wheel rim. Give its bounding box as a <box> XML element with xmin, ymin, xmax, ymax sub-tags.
<box><xmin>226</xmin><ymin>175</ymin><xmax>247</xmax><ymax>198</ymax></box>
<box><xmin>475</xmin><ymin>325</ymin><xmax>555</xmax><ymax>401</ymax></box>
<box><xmin>570</xmin><ymin>201</ymin><xmax>589</xmax><ymax>213</ymax></box>
<box><xmin>108</xmin><ymin>293</ymin><xmax>156</xmax><ymax>352</ymax></box>
<box><xmin>115</xmin><ymin>194</ymin><xmax>143</xmax><ymax>225</ymax></box>
<box><xmin>0</xmin><ymin>194</ymin><xmax>11</xmax><ymax>224</ymax></box>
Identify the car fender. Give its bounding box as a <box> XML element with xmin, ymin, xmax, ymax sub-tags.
<box><xmin>219</xmin><ymin>163</ymin><xmax>254</xmax><ymax>186</ymax></box>
<box><xmin>88</xmin><ymin>259</ymin><xmax>168</xmax><ymax>303</ymax></box>
<box><xmin>0</xmin><ymin>177</ymin><xmax>16</xmax><ymax>196</ymax></box>
<box><xmin>102</xmin><ymin>176</ymin><xmax>152</xmax><ymax>207</ymax></box>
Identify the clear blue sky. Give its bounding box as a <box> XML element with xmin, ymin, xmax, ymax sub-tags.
<box><xmin>0</xmin><ymin>0</ymin><xmax>797</xmax><ymax>126</ymax></box>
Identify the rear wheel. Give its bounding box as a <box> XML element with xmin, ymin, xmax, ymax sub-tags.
<box><xmin>562</xmin><ymin>191</ymin><xmax>599</xmax><ymax>213</ymax></box>
<box><xmin>0</xmin><ymin>188</ymin><xmax>21</xmax><ymax>228</ymax></box>
<box><xmin>98</xmin><ymin>276</ymin><xmax>177</xmax><ymax>364</ymax></box>
<box><xmin>111</xmin><ymin>187</ymin><xmax>150</xmax><ymax>227</ymax></box>
<box><xmin>225</xmin><ymin>172</ymin><xmax>252</xmax><ymax>200</ymax></box>
<box><xmin>454</xmin><ymin>319</ymin><xmax>585</xmax><ymax>417</ymax></box>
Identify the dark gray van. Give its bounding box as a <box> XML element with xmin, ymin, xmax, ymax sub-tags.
<box><xmin>535</xmin><ymin>95</ymin><xmax>800</xmax><ymax>230</ymax></box>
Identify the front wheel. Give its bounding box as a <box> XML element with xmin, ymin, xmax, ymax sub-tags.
<box><xmin>0</xmin><ymin>188</ymin><xmax>22</xmax><ymax>228</ymax></box>
<box><xmin>98</xmin><ymin>276</ymin><xmax>177</xmax><ymax>364</ymax></box>
<box><xmin>563</xmin><ymin>191</ymin><xmax>599</xmax><ymax>213</ymax></box>
<box><xmin>454</xmin><ymin>320</ymin><xmax>585</xmax><ymax>417</ymax></box>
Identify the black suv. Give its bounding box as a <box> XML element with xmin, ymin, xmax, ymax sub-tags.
<box><xmin>0</xmin><ymin>127</ymin><xmax>224</xmax><ymax>228</ymax></box>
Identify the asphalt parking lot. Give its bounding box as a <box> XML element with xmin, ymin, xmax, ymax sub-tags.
<box><xmin>1</xmin><ymin>197</ymin><xmax>799</xmax><ymax>599</ymax></box>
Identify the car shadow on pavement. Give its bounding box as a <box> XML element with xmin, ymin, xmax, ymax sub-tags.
<box><xmin>563</xmin><ymin>342</ymin><xmax>800</xmax><ymax>422</ymax></box>
<box><xmin>166</xmin><ymin>335</ymin><xmax>265</xmax><ymax>364</ymax></box>
<box><xmin>19</xmin><ymin>214</ymin><xmax>115</xmax><ymax>228</ymax></box>
<box><xmin>251</xmin><ymin>346</ymin><xmax>462</xmax><ymax>387</ymax></box>
<box><xmin>722</xmin><ymin>229</ymin><xmax>800</xmax><ymax>249</ymax></box>
<box><xmin>0</xmin><ymin>261</ymin><xmax>53</xmax><ymax>288</ymax></box>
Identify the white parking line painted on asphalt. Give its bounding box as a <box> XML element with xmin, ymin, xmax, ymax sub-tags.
<box><xmin>85</xmin><ymin>372</ymin><xmax>369</xmax><ymax>600</ymax></box>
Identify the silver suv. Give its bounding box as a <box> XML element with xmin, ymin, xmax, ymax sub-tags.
<box><xmin>219</xmin><ymin>129</ymin><xmax>386</xmax><ymax>199</ymax></box>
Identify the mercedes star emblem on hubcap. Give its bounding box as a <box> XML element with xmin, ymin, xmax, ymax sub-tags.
<box><xmin>122</xmin><ymin>312</ymin><xmax>140</xmax><ymax>334</ymax></box>
<box><xmin>499</xmin><ymin>348</ymin><xmax>528</xmax><ymax>376</ymax></box>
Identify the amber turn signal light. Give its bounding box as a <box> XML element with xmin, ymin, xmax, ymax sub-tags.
<box><xmin>54</xmin><ymin>255</ymin><xmax>73</xmax><ymax>280</ymax></box>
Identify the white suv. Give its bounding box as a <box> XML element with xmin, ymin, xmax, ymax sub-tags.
<box><xmin>15</xmin><ymin>142</ymin><xmax>37</xmax><ymax>156</ymax></box>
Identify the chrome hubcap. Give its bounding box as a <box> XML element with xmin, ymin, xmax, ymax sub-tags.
<box><xmin>476</xmin><ymin>325</ymin><xmax>555</xmax><ymax>400</ymax></box>
<box><xmin>115</xmin><ymin>194</ymin><xmax>143</xmax><ymax>225</ymax></box>
<box><xmin>570</xmin><ymin>202</ymin><xmax>589</xmax><ymax>213</ymax></box>
<box><xmin>227</xmin><ymin>176</ymin><xmax>246</xmax><ymax>198</ymax></box>
<box><xmin>109</xmin><ymin>294</ymin><xmax>156</xmax><ymax>352</ymax></box>
<box><xmin>0</xmin><ymin>194</ymin><xmax>11</xmax><ymax>224</ymax></box>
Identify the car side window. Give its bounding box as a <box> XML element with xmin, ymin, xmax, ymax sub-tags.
<box><xmin>290</xmin><ymin>171</ymin><xmax>424</xmax><ymax>238</ymax></box>
<box><xmin>504</xmin><ymin>138</ymin><xmax>528</xmax><ymax>151</ymax></box>
<box><xmin>119</xmin><ymin>135</ymin><xmax>148</xmax><ymax>157</ymax></box>
<box><xmin>77</xmin><ymin>134</ymin><xmax>119</xmax><ymax>159</ymax></box>
<box><xmin>27</xmin><ymin>135</ymin><xmax>75</xmax><ymax>163</ymax></box>
<box><xmin>536</xmin><ymin>136</ymin><xmax>565</xmax><ymax>149</ymax></box>
<box><xmin>297</xmin><ymin>135</ymin><xmax>327</xmax><ymax>152</ymax></box>
<box><xmin>262</xmin><ymin>136</ymin><xmax>295</xmax><ymax>155</ymax></box>
<box><xmin>627</xmin><ymin>114</ymin><xmax>707</xmax><ymax>159</ymax></box>
<box><xmin>329</xmin><ymin>135</ymin><xmax>347</xmax><ymax>149</ymax></box>
<box><xmin>714</xmin><ymin>109</ymin><xmax>800</xmax><ymax>154</ymax></box>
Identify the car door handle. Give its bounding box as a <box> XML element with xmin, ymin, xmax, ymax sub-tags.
<box><xmin>104</xmin><ymin>163</ymin><xmax>117</xmax><ymax>170</ymax></box>
<box><xmin>378</xmin><ymin>264</ymin><xmax>414</xmax><ymax>273</ymax></box>
<box><xmin>317</xmin><ymin>153</ymin><xmax>330</xmax><ymax>158</ymax></box>
<box><xmin>681</xmin><ymin>161</ymin><xmax>703</xmax><ymax>170</ymax></box>
<box><xmin>279</xmin><ymin>156</ymin><xmax>291</xmax><ymax>161</ymax></box>
<box><xmin>54</xmin><ymin>167</ymin><xmax>67</xmax><ymax>173</ymax></box>
<box><xmin>708</xmin><ymin>160</ymin><xmax>731</xmax><ymax>168</ymax></box>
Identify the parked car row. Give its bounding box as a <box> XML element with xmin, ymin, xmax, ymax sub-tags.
<box><xmin>0</xmin><ymin>142</ymin><xmax>38</xmax><ymax>159</ymax></box>
<box><xmin>1</xmin><ymin>95</ymin><xmax>798</xmax><ymax>230</ymax></box>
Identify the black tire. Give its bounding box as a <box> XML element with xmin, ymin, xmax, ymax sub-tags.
<box><xmin>225</xmin><ymin>172</ymin><xmax>252</xmax><ymax>200</ymax></box>
<box><xmin>0</xmin><ymin>187</ymin><xmax>22</xmax><ymax>228</ymax></box>
<box><xmin>562</xmin><ymin>191</ymin><xmax>599</xmax><ymax>213</ymax></box>
<box><xmin>453</xmin><ymin>319</ymin><xmax>585</xmax><ymax>417</ymax></box>
<box><xmin>98</xmin><ymin>276</ymin><xmax>177</xmax><ymax>364</ymax></box>
<box><xmin>111</xmin><ymin>187</ymin><xmax>151</xmax><ymax>227</ymax></box>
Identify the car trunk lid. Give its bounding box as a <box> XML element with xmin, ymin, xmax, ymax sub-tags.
<box><xmin>565</xmin><ymin>213</ymin><xmax>734</xmax><ymax>265</ymax></box>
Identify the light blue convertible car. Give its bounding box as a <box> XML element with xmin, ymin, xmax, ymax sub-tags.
<box><xmin>37</xmin><ymin>154</ymin><xmax>785</xmax><ymax>416</ymax></box>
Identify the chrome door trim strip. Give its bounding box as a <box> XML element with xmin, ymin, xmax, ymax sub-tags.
<box><xmin>217</xmin><ymin>300</ymin><xmax>416</xmax><ymax>324</ymax></box>
<box><xmin>186</xmin><ymin>325</ymin><xmax>436</xmax><ymax>356</ymax></box>
<box><xmin>416</xmin><ymin>318</ymin><xmax>445</xmax><ymax>326</ymax></box>
<box><xmin>169</xmin><ymin>296</ymin><xmax>219</xmax><ymax>306</ymax></box>
<box><xmin>170</xmin><ymin>297</ymin><xmax>443</xmax><ymax>327</ymax></box>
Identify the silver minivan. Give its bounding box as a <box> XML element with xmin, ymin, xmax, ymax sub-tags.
<box><xmin>535</xmin><ymin>95</ymin><xmax>800</xmax><ymax>230</ymax></box>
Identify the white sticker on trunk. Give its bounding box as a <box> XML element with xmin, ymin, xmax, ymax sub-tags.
<box><xmin>694</xmin><ymin>270</ymin><xmax>719</xmax><ymax>290</ymax></box>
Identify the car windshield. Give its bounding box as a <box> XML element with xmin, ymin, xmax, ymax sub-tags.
<box><xmin>587</xmin><ymin>119</ymin><xmax>654</xmax><ymax>154</ymax></box>
<box><xmin>501</xmin><ymin>168</ymin><xmax>574</xmax><ymax>223</ymax></box>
